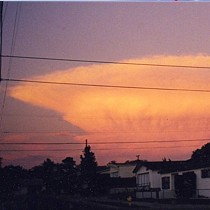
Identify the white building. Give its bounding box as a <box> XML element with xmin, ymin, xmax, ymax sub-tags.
<box><xmin>133</xmin><ymin>161</ymin><xmax>166</xmax><ymax>199</ymax></box>
<box><xmin>107</xmin><ymin>160</ymin><xmax>138</xmax><ymax>195</ymax></box>
<box><xmin>133</xmin><ymin>160</ymin><xmax>210</xmax><ymax>199</ymax></box>
<box><xmin>160</xmin><ymin>166</ymin><xmax>210</xmax><ymax>199</ymax></box>
<box><xmin>108</xmin><ymin>160</ymin><xmax>138</xmax><ymax>178</ymax></box>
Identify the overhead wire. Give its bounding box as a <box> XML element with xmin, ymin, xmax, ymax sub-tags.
<box><xmin>2</xmin><ymin>77</ymin><xmax>210</xmax><ymax>93</ymax></box>
<box><xmin>2</xmin><ymin>128</ymin><xmax>210</xmax><ymax>134</ymax></box>
<box><xmin>2</xmin><ymin>2</ymin><xmax>8</xmax><ymax>25</ymax></box>
<box><xmin>2</xmin><ymin>113</ymin><xmax>62</xmax><ymax>118</ymax></box>
<box><xmin>0</xmin><ymin>138</ymin><xmax>209</xmax><ymax>145</ymax></box>
<box><xmin>2</xmin><ymin>113</ymin><xmax>210</xmax><ymax>121</ymax></box>
<box><xmin>1</xmin><ymin>54</ymin><xmax>210</xmax><ymax>70</ymax></box>
<box><xmin>0</xmin><ymin>145</ymin><xmax>202</xmax><ymax>152</ymax></box>
<box><xmin>0</xmin><ymin>3</ymin><xmax>21</xmax><ymax>134</ymax></box>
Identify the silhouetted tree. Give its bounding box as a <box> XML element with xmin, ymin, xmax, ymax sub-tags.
<box><xmin>31</xmin><ymin>158</ymin><xmax>56</xmax><ymax>192</ymax></box>
<box><xmin>0</xmin><ymin>165</ymin><xmax>28</xmax><ymax>200</ymax></box>
<box><xmin>0</xmin><ymin>157</ymin><xmax>2</xmax><ymax>168</ymax></box>
<box><xmin>80</xmin><ymin>142</ymin><xmax>97</xmax><ymax>195</ymax></box>
<box><xmin>109</xmin><ymin>160</ymin><xmax>116</xmax><ymax>164</ymax></box>
<box><xmin>60</xmin><ymin>157</ymin><xmax>78</xmax><ymax>194</ymax></box>
<box><xmin>191</xmin><ymin>142</ymin><xmax>210</xmax><ymax>165</ymax></box>
<box><xmin>162</xmin><ymin>157</ymin><xmax>167</xmax><ymax>162</ymax></box>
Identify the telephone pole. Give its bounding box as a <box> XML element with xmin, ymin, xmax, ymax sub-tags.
<box><xmin>0</xmin><ymin>2</ymin><xmax>3</xmax><ymax>82</ymax></box>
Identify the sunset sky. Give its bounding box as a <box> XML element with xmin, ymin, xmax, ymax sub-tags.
<box><xmin>1</xmin><ymin>2</ymin><xmax>210</xmax><ymax>168</ymax></box>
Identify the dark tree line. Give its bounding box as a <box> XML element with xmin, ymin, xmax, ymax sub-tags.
<box><xmin>1</xmin><ymin>141</ymin><xmax>210</xmax><ymax>203</ymax></box>
<box><xmin>0</xmin><ymin>143</ymin><xmax>106</xmax><ymax>202</ymax></box>
<box><xmin>191</xmin><ymin>142</ymin><xmax>210</xmax><ymax>165</ymax></box>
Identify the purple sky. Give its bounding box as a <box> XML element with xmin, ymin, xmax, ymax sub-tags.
<box><xmin>1</xmin><ymin>2</ymin><xmax>210</xmax><ymax>168</ymax></box>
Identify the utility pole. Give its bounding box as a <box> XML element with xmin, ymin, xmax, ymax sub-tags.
<box><xmin>0</xmin><ymin>2</ymin><xmax>3</xmax><ymax>82</ymax></box>
<box><xmin>85</xmin><ymin>139</ymin><xmax>88</xmax><ymax>147</ymax></box>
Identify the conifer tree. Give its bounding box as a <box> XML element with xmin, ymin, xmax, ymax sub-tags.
<box><xmin>80</xmin><ymin>140</ymin><xmax>97</xmax><ymax>195</ymax></box>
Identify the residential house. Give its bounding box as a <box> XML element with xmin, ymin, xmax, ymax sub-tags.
<box><xmin>108</xmin><ymin>160</ymin><xmax>138</xmax><ymax>178</ymax></box>
<box><xmin>97</xmin><ymin>166</ymin><xmax>110</xmax><ymax>175</ymax></box>
<box><xmin>159</xmin><ymin>161</ymin><xmax>210</xmax><ymax>199</ymax></box>
<box><xmin>133</xmin><ymin>160</ymin><xmax>187</xmax><ymax>199</ymax></box>
<box><xmin>134</xmin><ymin>160</ymin><xmax>210</xmax><ymax>199</ymax></box>
<box><xmin>107</xmin><ymin>160</ymin><xmax>139</xmax><ymax>195</ymax></box>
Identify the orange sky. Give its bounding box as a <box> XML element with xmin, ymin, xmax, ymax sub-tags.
<box><xmin>8</xmin><ymin>55</ymin><xmax>210</xmax><ymax>165</ymax></box>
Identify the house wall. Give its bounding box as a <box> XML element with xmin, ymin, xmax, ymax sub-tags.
<box><xmin>194</xmin><ymin>168</ymin><xmax>210</xmax><ymax>198</ymax></box>
<box><xmin>160</xmin><ymin>168</ymin><xmax>210</xmax><ymax>198</ymax></box>
<box><xmin>136</xmin><ymin>166</ymin><xmax>148</xmax><ymax>174</ymax></box>
<box><xmin>150</xmin><ymin>171</ymin><xmax>161</xmax><ymax>188</ymax></box>
<box><xmin>109</xmin><ymin>165</ymin><xmax>119</xmax><ymax>177</ymax></box>
<box><xmin>109</xmin><ymin>164</ymin><xmax>136</xmax><ymax>178</ymax></box>
<box><xmin>159</xmin><ymin>174</ymin><xmax>175</xmax><ymax>199</ymax></box>
<box><xmin>136</xmin><ymin>167</ymin><xmax>161</xmax><ymax>199</ymax></box>
<box><xmin>136</xmin><ymin>166</ymin><xmax>149</xmax><ymax>186</ymax></box>
<box><xmin>136</xmin><ymin>164</ymin><xmax>210</xmax><ymax>199</ymax></box>
<box><xmin>118</xmin><ymin>165</ymin><xmax>136</xmax><ymax>178</ymax></box>
<box><xmin>136</xmin><ymin>166</ymin><xmax>161</xmax><ymax>188</ymax></box>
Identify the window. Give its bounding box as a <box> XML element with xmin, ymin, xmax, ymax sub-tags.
<box><xmin>162</xmin><ymin>176</ymin><xmax>170</xmax><ymax>189</ymax></box>
<box><xmin>137</xmin><ymin>173</ymin><xmax>150</xmax><ymax>187</ymax></box>
<box><xmin>201</xmin><ymin>169</ymin><xmax>210</xmax><ymax>178</ymax></box>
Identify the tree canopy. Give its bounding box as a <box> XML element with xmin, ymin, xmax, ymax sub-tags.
<box><xmin>80</xmin><ymin>142</ymin><xmax>98</xmax><ymax>195</ymax></box>
<box><xmin>191</xmin><ymin>142</ymin><xmax>210</xmax><ymax>164</ymax></box>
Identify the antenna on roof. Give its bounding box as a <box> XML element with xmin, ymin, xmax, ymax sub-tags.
<box><xmin>85</xmin><ymin>139</ymin><xmax>88</xmax><ymax>147</ymax></box>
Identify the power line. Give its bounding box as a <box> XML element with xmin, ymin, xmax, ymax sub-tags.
<box><xmin>2</xmin><ymin>77</ymin><xmax>210</xmax><ymax>93</ymax></box>
<box><xmin>0</xmin><ymin>144</ymin><xmax>202</xmax><ymax>152</ymax></box>
<box><xmin>2</xmin><ymin>2</ymin><xmax>8</xmax><ymax>25</ymax></box>
<box><xmin>0</xmin><ymin>138</ymin><xmax>209</xmax><ymax>145</ymax></box>
<box><xmin>0</xmin><ymin>142</ymin><xmax>83</xmax><ymax>145</ymax></box>
<box><xmin>3</xmin><ymin>113</ymin><xmax>61</xmax><ymax>118</ymax></box>
<box><xmin>0</xmin><ymin>149</ymin><xmax>82</xmax><ymax>152</ymax></box>
<box><xmin>2</xmin><ymin>129</ymin><xmax>210</xmax><ymax>134</ymax></box>
<box><xmin>2</xmin><ymin>131</ymin><xmax>76</xmax><ymax>134</ymax></box>
<box><xmin>2</xmin><ymin>54</ymin><xmax>210</xmax><ymax>70</ymax></box>
<box><xmin>0</xmin><ymin>3</ymin><xmax>21</xmax><ymax>134</ymax></box>
<box><xmin>2</xmin><ymin>113</ymin><xmax>210</xmax><ymax>120</ymax></box>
